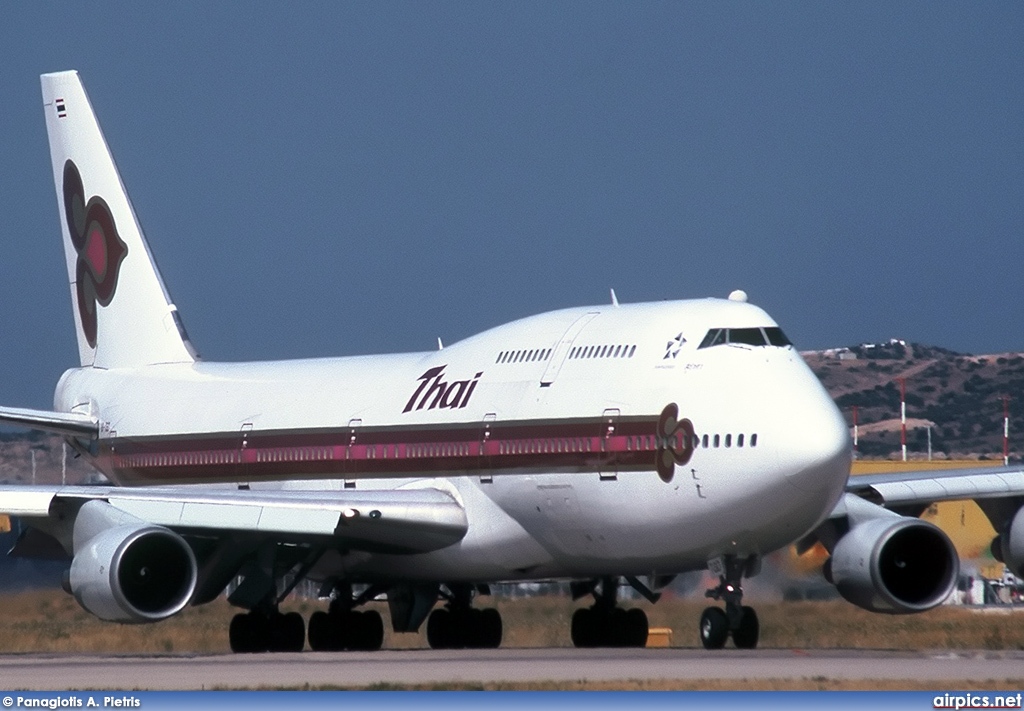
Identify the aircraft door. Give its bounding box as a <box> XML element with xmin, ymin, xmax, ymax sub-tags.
<box><xmin>599</xmin><ymin>408</ymin><xmax>620</xmax><ymax>481</ymax></box>
<box><xmin>344</xmin><ymin>418</ymin><xmax>361</xmax><ymax>489</ymax></box>
<box><xmin>539</xmin><ymin>312</ymin><xmax>599</xmax><ymax>387</ymax></box>
<box><xmin>237</xmin><ymin>422</ymin><xmax>253</xmax><ymax>489</ymax></box>
<box><xmin>479</xmin><ymin>412</ymin><xmax>496</xmax><ymax>484</ymax></box>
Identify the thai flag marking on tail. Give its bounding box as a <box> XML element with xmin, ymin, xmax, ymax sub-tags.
<box><xmin>56</xmin><ymin>98</ymin><xmax>66</xmax><ymax>118</ymax></box>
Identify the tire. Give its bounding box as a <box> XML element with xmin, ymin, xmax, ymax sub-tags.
<box><xmin>308</xmin><ymin>610</ymin><xmax>331</xmax><ymax>651</ymax></box>
<box><xmin>609</xmin><ymin>607</ymin><xmax>629</xmax><ymax>647</ymax></box>
<box><xmin>358</xmin><ymin>610</ymin><xmax>385</xmax><ymax>651</ymax></box>
<box><xmin>732</xmin><ymin>606</ymin><xmax>759</xmax><ymax>649</ymax></box>
<box><xmin>625</xmin><ymin>608</ymin><xmax>649</xmax><ymax>648</ymax></box>
<box><xmin>332</xmin><ymin>610</ymin><xmax>354</xmax><ymax>651</ymax></box>
<box><xmin>571</xmin><ymin>607</ymin><xmax>596</xmax><ymax>648</ymax></box>
<box><xmin>246</xmin><ymin>612</ymin><xmax>270</xmax><ymax>653</ymax></box>
<box><xmin>229</xmin><ymin>613</ymin><xmax>252</xmax><ymax>653</ymax></box>
<box><xmin>283</xmin><ymin>612</ymin><xmax>305</xmax><ymax>652</ymax></box>
<box><xmin>426</xmin><ymin>608</ymin><xmax>452</xmax><ymax>649</ymax></box>
<box><xmin>699</xmin><ymin>607</ymin><xmax>728</xmax><ymax>650</ymax></box>
<box><xmin>480</xmin><ymin>608</ymin><xmax>503</xmax><ymax>649</ymax></box>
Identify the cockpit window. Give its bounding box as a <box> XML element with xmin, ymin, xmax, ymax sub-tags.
<box><xmin>697</xmin><ymin>327</ymin><xmax>793</xmax><ymax>350</ymax></box>
<box><xmin>698</xmin><ymin>329</ymin><xmax>726</xmax><ymax>349</ymax></box>
<box><xmin>727</xmin><ymin>328</ymin><xmax>767</xmax><ymax>346</ymax></box>
<box><xmin>763</xmin><ymin>327</ymin><xmax>792</xmax><ymax>347</ymax></box>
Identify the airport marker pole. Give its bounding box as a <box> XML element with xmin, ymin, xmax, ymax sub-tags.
<box><xmin>898</xmin><ymin>377</ymin><xmax>907</xmax><ymax>462</ymax></box>
<box><xmin>852</xmin><ymin>406</ymin><xmax>858</xmax><ymax>460</ymax></box>
<box><xmin>1004</xmin><ymin>396</ymin><xmax>1010</xmax><ymax>466</ymax></box>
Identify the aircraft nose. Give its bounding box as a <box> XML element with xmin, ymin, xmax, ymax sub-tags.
<box><xmin>775</xmin><ymin>388</ymin><xmax>852</xmax><ymax>495</ymax></box>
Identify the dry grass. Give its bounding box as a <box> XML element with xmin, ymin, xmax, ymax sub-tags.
<box><xmin>2</xmin><ymin>590</ymin><xmax>1024</xmax><ymax>654</ymax></box>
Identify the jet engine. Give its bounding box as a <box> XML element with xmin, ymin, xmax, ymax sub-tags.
<box><xmin>991</xmin><ymin>505</ymin><xmax>1024</xmax><ymax>579</ymax></box>
<box><xmin>826</xmin><ymin>516</ymin><xmax>959</xmax><ymax>614</ymax></box>
<box><xmin>67</xmin><ymin>501</ymin><xmax>198</xmax><ymax>623</ymax></box>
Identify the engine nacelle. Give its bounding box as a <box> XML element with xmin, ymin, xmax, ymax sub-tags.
<box><xmin>828</xmin><ymin>516</ymin><xmax>959</xmax><ymax>614</ymax></box>
<box><xmin>70</xmin><ymin>522</ymin><xmax>198</xmax><ymax>623</ymax></box>
<box><xmin>991</xmin><ymin>505</ymin><xmax>1024</xmax><ymax>579</ymax></box>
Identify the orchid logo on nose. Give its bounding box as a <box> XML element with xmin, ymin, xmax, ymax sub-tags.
<box><xmin>656</xmin><ymin>403</ymin><xmax>695</xmax><ymax>483</ymax></box>
<box><xmin>62</xmin><ymin>160</ymin><xmax>128</xmax><ymax>348</ymax></box>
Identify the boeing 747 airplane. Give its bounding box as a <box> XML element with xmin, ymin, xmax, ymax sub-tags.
<box><xmin>2</xmin><ymin>71</ymin><xmax>1022</xmax><ymax>653</ymax></box>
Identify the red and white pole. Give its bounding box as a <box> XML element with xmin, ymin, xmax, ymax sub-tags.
<box><xmin>1004</xmin><ymin>396</ymin><xmax>1010</xmax><ymax>466</ymax></box>
<box><xmin>852</xmin><ymin>405</ymin><xmax>859</xmax><ymax>460</ymax></box>
<box><xmin>898</xmin><ymin>377</ymin><xmax>907</xmax><ymax>462</ymax></box>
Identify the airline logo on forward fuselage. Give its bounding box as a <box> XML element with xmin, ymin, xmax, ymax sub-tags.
<box><xmin>403</xmin><ymin>366</ymin><xmax>483</xmax><ymax>413</ymax></box>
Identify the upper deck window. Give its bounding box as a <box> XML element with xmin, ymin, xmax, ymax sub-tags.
<box><xmin>697</xmin><ymin>327</ymin><xmax>792</xmax><ymax>350</ymax></box>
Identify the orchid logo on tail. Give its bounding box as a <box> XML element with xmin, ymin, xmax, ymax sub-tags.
<box><xmin>62</xmin><ymin>160</ymin><xmax>128</xmax><ymax>348</ymax></box>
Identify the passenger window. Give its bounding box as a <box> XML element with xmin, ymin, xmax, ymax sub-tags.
<box><xmin>713</xmin><ymin>434</ymin><xmax>720</xmax><ymax>448</ymax></box>
<box><xmin>628</xmin><ymin>345</ymin><xmax>636</xmax><ymax>357</ymax></box>
<box><xmin>702</xmin><ymin>434</ymin><xmax>709</xmax><ymax>448</ymax></box>
<box><xmin>725</xmin><ymin>434</ymin><xmax>732</xmax><ymax>448</ymax></box>
<box><xmin>751</xmin><ymin>434</ymin><xmax>758</xmax><ymax>447</ymax></box>
<box><xmin>737</xmin><ymin>434</ymin><xmax>744</xmax><ymax>447</ymax></box>
<box><xmin>613</xmin><ymin>345</ymin><xmax>622</xmax><ymax>357</ymax></box>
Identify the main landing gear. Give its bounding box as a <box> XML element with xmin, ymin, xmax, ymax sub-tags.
<box><xmin>570</xmin><ymin>577</ymin><xmax>649</xmax><ymax>648</ymax></box>
<box><xmin>229</xmin><ymin>607</ymin><xmax>306</xmax><ymax>653</ymax></box>
<box><xmin>426</xmin><ymin>584</ymin><xmax>503</xmax><ymax>649</ymax></box>
<box><xmin>307</xmin><ymin>584</ymin><xmax>386</xmax><ymax>651</ymax></box>
<box><xmin>699</xmin><ymin>555</ymin><xmax>760</xmax><ymax>650</ymax></box>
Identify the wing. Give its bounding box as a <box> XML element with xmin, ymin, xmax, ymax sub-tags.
<box><xmin>0</xmin><ymin>405</ymin><xmax>98</xmax><ymax>437</ymax></box>
<box><xmin>846</xmin><ymin>464</ymin><xmax>1024</xmax><ymax>509</ymax></box>
<box><xmin>0</xmin><ymin>484</ymin><xmax>467</xmax><ymax>555</ymax></box>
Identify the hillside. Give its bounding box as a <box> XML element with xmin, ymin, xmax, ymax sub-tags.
<box><xmin>804</xmin><ymin>341</ymin><xmax>1024</xmax><ymax>461</ymax></box>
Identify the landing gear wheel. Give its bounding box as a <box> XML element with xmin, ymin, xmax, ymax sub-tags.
<box><xmin>699</xmin><ymin>607</ymin><xmax>729</xmax><ymax>650</ymax></box>
<box><xmin>427</xmin><ymin>608</ymin><xmax>453</xmax><ymax>649</ymax></box>
<box><xmin>308</xmin><ymin>610</ymin><xmax>332</xmax><ymax>651</ymax></box>
<box><xmin>268</xmin><ymin>611</ymin><xmax>305</xmax><ymax>652</ymax></box>
<box><xmin>480</xmin><ymin>608</ymin><xmax>503</xmax><ymax>649</ymax></box>
<box><xmin>625</xmin><ymin>608</ymin><xmax>649</xmax><ymax>648</ymax></box>
<box><xmin>229</xmin><ymin>613</ymin><xmax>253</xmax><ymax>653</ymax></box>
<box><xmin>353</xmin><ymin>610</ymin><xmax>385</xmax><ymax>651</ymax></box>
<box><xmin>732</xmin><ymin>606</ymin><xmax>759</xmax><ymax>649</ymax></box>
<box><xmin>571</xmin><ymin>607</ymin><xmax>596</xmax><ymax>648</ymax></box>
<box><xmin>230</xmin><ymin>611</ymin><xmax>273</xmax><ymax>653</ymax></box>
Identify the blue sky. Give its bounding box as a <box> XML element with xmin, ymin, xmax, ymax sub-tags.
<box><xmin>2</xmin><ymin>2</ymin><xmax>1022</xmax><ymax>409</ymax></box>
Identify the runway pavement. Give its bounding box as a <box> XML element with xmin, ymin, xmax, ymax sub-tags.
<box><xmin>2</xmin><ymin>648</ymin><xmax>1023</xmax><ymax>690</ymax></box>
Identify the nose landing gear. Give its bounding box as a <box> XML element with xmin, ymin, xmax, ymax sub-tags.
<box><xmin>700</xmin><ymin>554</ymin><xmax>760</xmax><ymax>649</ymax></box>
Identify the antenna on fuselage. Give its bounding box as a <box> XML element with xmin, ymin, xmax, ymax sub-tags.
<box><xmin>437</xmin><ymin>337</ymin><xmax>444</xmax><ymax>350</ymax></box>
<box><xmin>610</xmin><ymin>288</ymin><xmax>619</xmax><ymax>307</ymax></box>
<box><xmin>728</xmin><ymin>290</ymin><xmax>748</xmax><ymax>302</ymax></box>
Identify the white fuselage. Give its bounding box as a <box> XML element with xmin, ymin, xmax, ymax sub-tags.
<box><xmin>54</xmin><ymin>298</ymin><xmax>852</xmax><ymax>583</ymax></box>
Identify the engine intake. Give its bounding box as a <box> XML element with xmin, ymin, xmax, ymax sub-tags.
<box><xmin>828</xmin><ymin>516</ymin><xmax>959</xmax><ymax>614</ymax></box>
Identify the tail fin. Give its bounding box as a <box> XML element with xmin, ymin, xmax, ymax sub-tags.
<box><xmin>41</xmin><ymin>71</ymin><xmax>198</xmax><ymax>368</ymax></box>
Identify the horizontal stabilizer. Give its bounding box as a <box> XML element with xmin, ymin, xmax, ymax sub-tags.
<box><xmin>0</xmin><ymin>406</ymin><xmax>98</xmax><ymax>438</ymax></box>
